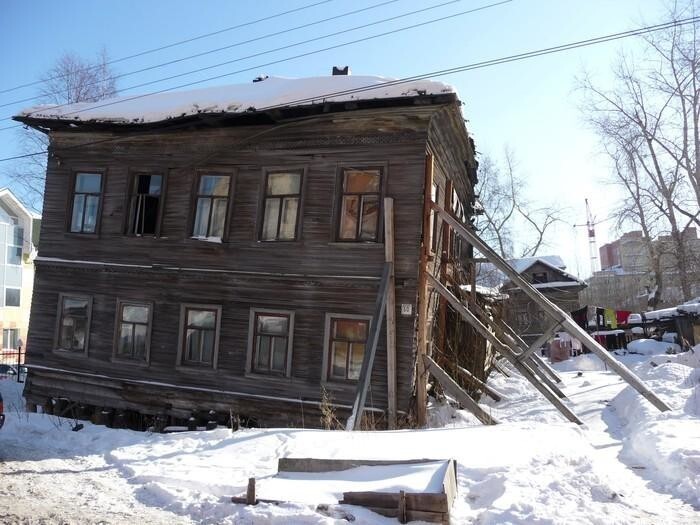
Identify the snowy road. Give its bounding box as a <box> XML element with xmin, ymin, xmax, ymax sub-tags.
<box><xmin>1</xmin><ymin>350</ymin><xmax>698</xmax><ymax>524</ymax></box>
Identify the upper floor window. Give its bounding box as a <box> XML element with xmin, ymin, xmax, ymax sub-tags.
<box><xmin>70</xmin><ymin>172</ymin><xmax>102</xmax><ymax>233</ymax></box>
<box><xmin>338</xmin><ymin>168</ymin><xmax>381</xmax><ymax>242</ymax></box>
<box><xmin>115</xmin><ymin>301</ymin><xmax>152</xmax><ymax>362</ymax></box>
<box><xmin>128</xmin><ymin>174</ymin><xmax>163</xmax><ymax>236</ymax></box>
<box><xmin>261</xmin><ymin>171</ymin><xmax>302</xmax><ymax>241</ymax></box>
<box><xmin>57</xmin><ymin>295</ymin><xmax>91</xmax><ymax>353</ymax></box>
<box><xmin>248</xmin><ymin>309</ymin><xmax>294</xmax><ymax>376</ymax></box>
<box><xmin>180</xmin><ymin>305</ymin><xmax>221</xmax><ymax>367</ymax></box>
<box><xmin>326</xmin><ymin>316</ymin><xmax>369</xmax><ymax>381</ymax></box>
<box><xmin>4</xmin><ymin>288</ymin><xmax>20</xmax><ymax>307</ymax></box>
<box><xmin>193</xmin><ymin>174</ymin><xmax>230</xmax><ymax>239</ymax></box>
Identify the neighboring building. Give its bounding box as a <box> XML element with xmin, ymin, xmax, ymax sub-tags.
<box><xmin>585</xmin><ymin>228</ymin><xmax>700</xmax><ymax>311</ymax></box>
<box><xmin>15</xmin><ymin>74</ymin><xmax>479</xmax><ymax>428</ymax></box>
<box><xmin>0</xmin><ymin>188</ymin><xmax>40</xmax><ymax>352</ymax></box>
<box><xmin>501</xmin><ymin>256</ymin><xmax>587</xmax><ymax>345</ymax></box>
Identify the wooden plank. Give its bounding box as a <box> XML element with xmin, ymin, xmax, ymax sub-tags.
<box><xmin>518</xmin><ymin>322</ymin><xmax>562</xmax><ymax>362</ymax></box>
<box><xmin>347</xmin><ymin>262</ymin><xmax>392</xmax><ymax>430</ymax></box>
<box><xmin>425</xmin><ymin>272</ymin><xmax>583</xmax><ymax>425</ymax></box>
<box><xmin>340</xmin><ymin>491</ymin><xmax>448</xmax><ymax>512</ymax></box>
<box><xmin>246</xmin><ymin>478</ymin><xmax>256</xmax><ymax>505</ymax></box>
<box><xmin>384</xmin><ymin>197</ymin><xmax>397</xmax><ymax>430</ymax></box>
<box><xmin>414</xmin><ymin>153</ymin><xmax>434</xmax><ymax>428</ymax></box>
<box><xmin>277</xmin><ymin>457</ymin><xmax>445</xmax><ymax>473</ymax></box>
<box><xmin>348</xmin><ymin>505</ymin><xmax>447</xmax><ymax>524</ymax></box>
<box><xmin>437</xmin><ymin>181</ymin><xmax>452</xmax><ymax>364</ymax></box>
<box><xmin>454</xmin><ymin>365</ymin><xmax>504</xmax><ymax>402</ymax></box>
<box><xmin>432</xmin><ymin>201</ymin><xmax>671</xmax><ymax>413</ymax></box>
<box><xmin>423</xmin><ymin>355</ymin><xmax>498</xmax><ymax>425</ymax></box>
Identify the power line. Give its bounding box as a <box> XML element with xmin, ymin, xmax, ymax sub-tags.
<box><xmin>0</xmin><ymin>0</ymin><xmax>406</xmax><ymax>110</ymax></box>
<box><xmin>0</xmin><ymin>0</ymin><xmax>475</xmax><ymax>125</ymax></box>
<box><xmin>2</xmin><ymin>15</ymin><xmax>697</xmax><ymax>164</ymax></box>
<box><xmin>0</xmin><ymin>0</ymin><xmax>336</xmax><ymax>95</ymax></box>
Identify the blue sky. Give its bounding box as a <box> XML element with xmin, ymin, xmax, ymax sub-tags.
<box><xmin>0</xmin><ymin>0</ymin><xmax>668</xmax><ymax>276</ymax></box>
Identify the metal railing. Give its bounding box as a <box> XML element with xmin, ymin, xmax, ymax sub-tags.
<box><xmin>0</xmin><ymin>347</ymin><xmax>26</xmax><ymax>383</ymax></box>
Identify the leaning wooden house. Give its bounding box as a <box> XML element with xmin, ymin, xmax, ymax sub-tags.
<box><xmin>15</xmin><ymin>72</ymin><xmax>486</xmax><ymax>429</ymax></box>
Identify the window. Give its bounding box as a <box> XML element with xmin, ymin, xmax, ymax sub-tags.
<box><xmin>338</xmin><ymin>168</ymin><xmax>381</xmax><ymax>241</ymax></box>
<box><xmin>2</xmin><ymin>329</ymin><xmax>19</xmax><ymax>350</ymax></box>
<box><xmin>430</xmin><ymin>182</ymin><xmax>440</xmax><ymax>252</ymax></box>
<box><xmin>248</xmin><ymin>310</ymin><xmax>294</xmax><ymax>375</ymax></box>
<box><xmin>115</xmin><ymin>302</ymin><xmax>151</xmax><ymax>362</ymax></box>
<box><xmin>326</xmin><ymin>316</ymin><xmax>369</xmax><ymax>381</ymax></box>
<box><xmin>532</xmin><ymin>272</ymin><xmax>548</xmax><ymax>284</ymax></box>
<box><xmin>260</xmin><ymin>171</ymin><xmax>302</xmax><ymax>241</ymax></box>
<box><xmin>180</xmin><ymin>306</ymin><xmax>221</xmax><ymax>367</ymax></box>
<box><xmin>7</xmin><ymin>245</ymin><xmax>21</xmax><ymax>265</ymax></box>
<box><xmin>5</xmin><ymin>288</ymin><xmax>20</xmax><ymax>307</ymax></box>
<box><xmin>192</xmin><ymin>174</ymin><xmax>230</xmax><ymax>238</ymax></box>
<box><xmin>128</xmin><ymin>174</ymin><xmax>163</xmax><ymax>236</ymax></box>
<box><xmin>57</xmin><ymin>295</ymin><xmax>91</xmax><ymax>353</ymax></box>
<box><xmin>70</xmin><ymin>172</ymin><xmax>102</xmax><ymax>233</ymax></box>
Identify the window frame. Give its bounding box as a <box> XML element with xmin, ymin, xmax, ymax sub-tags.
<box><xmin>190</xmin><ymin>169</ymin><xmax>235</xmax><ymax>240</ymax></box>
<box><xmin>4</xmin><ymin>287</ymin><xmax>20</xmax><ymax>307</ymax></box>
<box><xmin>2</xmin><ymin>328</ymin><xmax>20</xmax><ymax>350</ymax></box>
<box><xmin>321</xmin><ymin>313</ymin><xmax>372</xmax><ymax>384</ymax></box>
<box><xmin>54</xmin><ymin>293</ymin><xmax>93</xmax><ymax>356</ymax></box>
<box><xmin>112</xmin><ymin>299</ymin><xmax>154</xmax><ymax>365</ymax></box>
<box><xmin>245</xmin><ymin>308</ymin><xmax>295</xmax><ymax>377</ymax></box>
<box><xmin>124</xmin><ymin>170</ymin><xmax>166</xmax><ymax>237</ymax></box>
<box><xmin>67</xmin><ymin>169</ymin><xmax>105</xmax><ymax>235</ymax></box>
<box><xmin>176</xmin><ymin>303</ymin><xmax>222</xmax><ymax>369</ymax></box>
<box><xmin>257</xmin><ymin>167</ymin><xmax>306</xmax><ymax>242</ymax></box>
<box><xmin>334</xmin><ymin>165</ymin><xmax>385</xmax><ymax>243</ymax></box>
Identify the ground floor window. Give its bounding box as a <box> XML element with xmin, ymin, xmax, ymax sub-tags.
<box><xmin>2</xmin><ymin>328</ymin><xmax>19</xmax><ymax>350</ymax></box>
<box><xmin>180</xmin><ymin>305</ymin><xmax>221</xmax><ymax>367</ymax></box>
<box><xmin>57</xmin><ymin>295</ymin><xmax>91</xmax><ymax>353</ymax></box>
<box><xmin>326</xmin><ymin>316</ymin><xmax>369</xmax><ymax>381</ymax></box>
<box><xmin>115</xmin><ymin>301</ymin><xmax>152</xmax><ymax>362</ymax></box>
<box><xmin>247</xmin><ymin>309</ymin><xmax>294</xmax><ymax>376</ymax></box>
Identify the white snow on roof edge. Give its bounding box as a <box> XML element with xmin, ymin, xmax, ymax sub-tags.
<box><xmin>17</xmin><ymin>75</ymin><xmax>456</xmax><ymax>125</ymax></box>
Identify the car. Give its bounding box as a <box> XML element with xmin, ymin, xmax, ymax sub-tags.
<box><xmin>0</xmin><ymin>390</ymin><xmax>4</xmax><ymax>429</ymax></box>
<box><xmin>0</xmin><ymin>364</ymin><xmax>28</xmax><ymax>381</ymax></box>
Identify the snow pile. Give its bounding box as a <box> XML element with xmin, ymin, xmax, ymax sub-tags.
<box><xmin>18</xmin><ymin>75</ymin><xmax>455</xmax><ymax>124</ymax></box>
<box><xmin>628</xmin><ymin>338</ymin><xmax>681</xmax><ymax>355</ymax></box>
<box><xmin>610</xmin><ymin>355</ymin><xmax>700</xmax><ymax>506</ymax></box>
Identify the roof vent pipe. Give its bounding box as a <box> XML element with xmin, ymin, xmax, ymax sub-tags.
<box><xmin>332</xmin><ymin>66</ymin><xmax>350</xmax><ymax>76</ymax></box>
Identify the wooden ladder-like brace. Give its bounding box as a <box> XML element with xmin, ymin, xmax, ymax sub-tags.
<box><xmin>430</xmin><ymin>202</ymin><xmax>671</xmax><ymax>418</ymax></box>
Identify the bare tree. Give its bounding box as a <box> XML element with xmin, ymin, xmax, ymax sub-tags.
<box><xmin>4</xmin><ymin>49</ymin><xmax>117</xmax><ymax>208</ymax></box>
<box><xmin>475</xmin><ymin>148</ymin><xmax>564</xmax><ymax>286</ymax></box>
<box><xmin>581</xmin><ymin>1</ymin><xmax>700</xmax><ymax>302</ymax></box>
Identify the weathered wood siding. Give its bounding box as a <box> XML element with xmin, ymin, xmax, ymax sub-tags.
<box><xmin>25</xmin><ymin>103</ymin><xmax>474</xmax><ymax>426</ymax></box>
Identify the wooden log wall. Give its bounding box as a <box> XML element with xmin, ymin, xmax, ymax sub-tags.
<box><xmin>25</xmin><ymin>103</ymin><xmax>474</xmax><ymax>427</ymax></box>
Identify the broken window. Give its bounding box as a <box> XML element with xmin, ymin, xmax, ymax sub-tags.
<box><xmin>328</xmin><ymin>317</ymin><xmax>369</xmax><ymax>381</ymax></box>
<box><xmin>261</xmin><ymin>171</ymin><xmax>302</xmax><ymax>241</ymax></box>
<box><xmin>192</xmin><ymin>174</ymin><xmax>230</xmax><ymax>239</ymax></box>
<box><xmin>116</xmin><ymin>302</ymin><xmax>151</xmax><ymax>362</ymax></box>
<box><xmin>338</xmin><ymin>168</ymin><xmax>381</xmax><ymax>242</ymax></box>
<box><xmin>128</xmin><ymin>174</ymin><xmax>162</xmax><ymax>236</ymax></box>
<box><xmin>181</xmin><ymin>306</ymin><xmax>220</xmax><ymax>366</ymax></box>
<box><xmin>250</xmin><ymin>311</ymin><xmax>292</xmax><ymax>374</ymax></box>
<box><xmin>58</xmin><ymin>295</ymin><xmax>91</xmax><ymax>353</ymax></box>
<box><xmin>70</xmin><ymin>172</ymin><xmax>102</xmax><ymax>233</ymax></box>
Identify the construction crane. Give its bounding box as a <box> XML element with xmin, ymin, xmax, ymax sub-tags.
<box><xmin>573</xmin><ymin>198</ymin><xmax>599</xmax><ymax>276</ymax></box>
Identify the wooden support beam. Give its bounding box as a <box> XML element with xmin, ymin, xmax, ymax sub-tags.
<box><xmin>347</xmin><ymin>263</ymin><xmax>392</xmax><ymax>431</ymax></box>
<box><xmin>437</xmin><ymin>181</ymin><xmax>452</xmax><ymax>367</ymax></box>
<box><xmin>426</xmin><ymin>272</ymin><xmax>583</xmax><ymax>425</ymax></box>
<box><xmin>528</xmin><ymin>352</ymin><xmax>564</xmax><ymax>385</ymax></box>
<box><xmin>423</xmin><ymin>355</ymin><xmax>498</xmax><ymax>425</ymax></box>
<box><xmin>522</xmin><ymin>356</ymin><xmax>567</xmax><ymax>399</ymax></box>
<box><xmin>432</xmin><ymin>202</ymin><xmax>672</xmax><ymax>413</ymax></box>
<box><xmin>384</xmin><ymin>197</ymin><xmax>397</xmax><ymax>430</ymax></box>
<box><xmin>454</xmin><ymin>364</ymin><xmax>504</xmax><ymax>402</ymax></box>
<box><xmin>414</xmin><ymin>153</ymin><xmax>434</xmax><ymax>428</ymax></box>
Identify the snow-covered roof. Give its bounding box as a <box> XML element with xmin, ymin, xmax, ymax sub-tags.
<box><xmin>507</xmin><ymin>255</ymin><xmax>565</xmax><ymax>274</ymax></box>
<box><xmin>16</xmin><ymin>75</ymin><xmax>455</xmax><ymax>126</ymax></box>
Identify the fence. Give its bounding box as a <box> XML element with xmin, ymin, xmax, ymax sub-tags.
<box><xmin>0</xmin><ymin>348</ymin><xmax>26</xmax><ymax>383</ymax></box>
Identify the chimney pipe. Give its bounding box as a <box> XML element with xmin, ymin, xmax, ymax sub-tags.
<box><xmin>332</xmin><ymin>66</ymin><xmax>350</xmax><ymax>76</ymax></box>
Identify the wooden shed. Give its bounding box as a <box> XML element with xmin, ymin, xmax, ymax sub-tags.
<box><xmin>15</xmin><ymin>73</ymin><xmax>483</xmax><ymax>429</ymax></box>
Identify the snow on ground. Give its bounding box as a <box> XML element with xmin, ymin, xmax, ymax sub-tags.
<box><xmin>1</xmin><ymin>348</ymin><xmax>699</xmax><ymax>524</ymax></box>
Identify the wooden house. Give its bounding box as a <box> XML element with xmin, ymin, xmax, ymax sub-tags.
<box><xmin>501</xmin><ymin>256</ymin><xmax>586</xmax><ymax>346</ymax></box>
<box><xmin>15</xmin><ymin>73</ymin><xmax>480</xmax><ymax>429</ymax></box>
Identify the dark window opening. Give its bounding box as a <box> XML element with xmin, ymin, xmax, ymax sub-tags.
<box><xmin>128</xmin><ymin>174</ymin><xmax>162</xmax><ymax>236</ymax></box>
<box><xmin>532</xmin><ymin>272</ymin><xmax>548</xmax><ymax>284</ymax></box>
